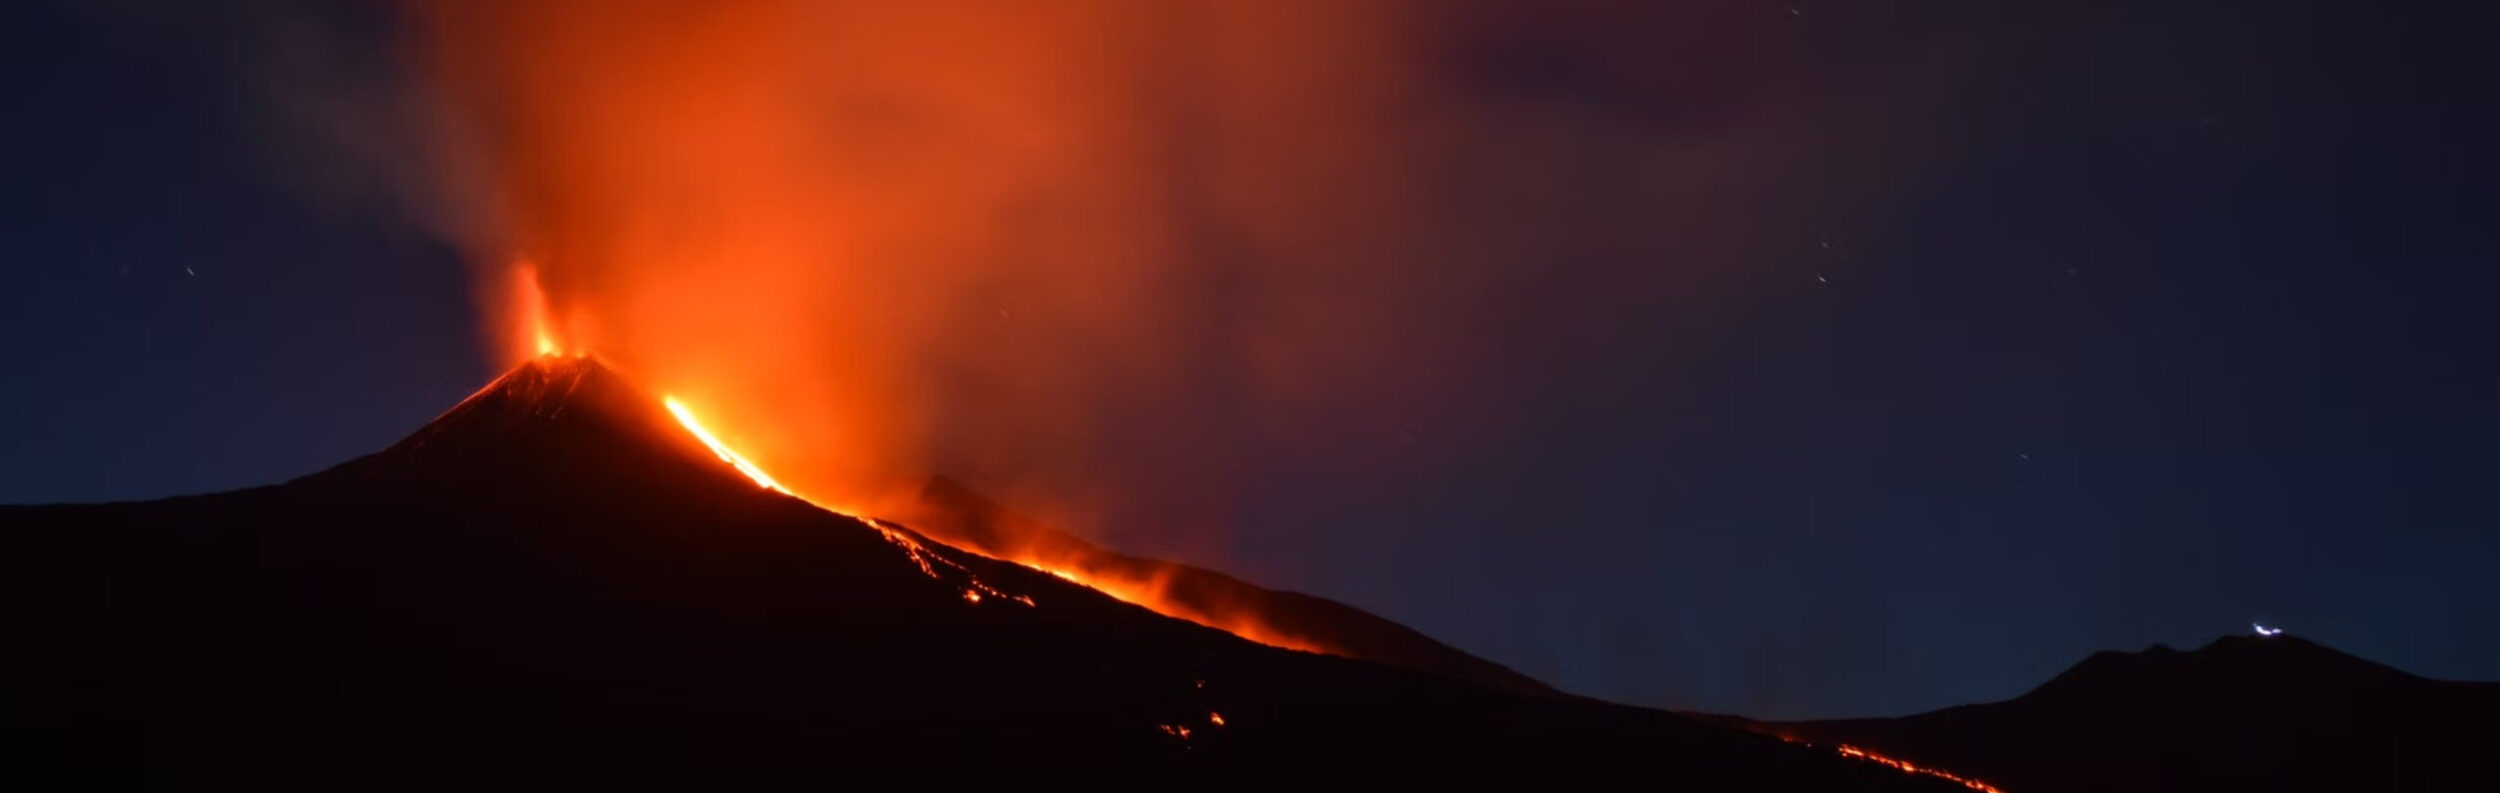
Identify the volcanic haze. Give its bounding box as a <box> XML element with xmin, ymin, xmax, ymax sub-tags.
<box><xmin>401</xmin><ymin>0</ymin><xmax>1929</xmax><ymax>562</ymax></box>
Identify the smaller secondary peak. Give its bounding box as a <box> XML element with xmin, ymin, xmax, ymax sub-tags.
<box><xmin>2187</xmin><ymin>632</ymin><xmax>2360</xmax><ymax>669</ymax></box>
<box><xmin>2032</xmin><ymin>631</ymin><xmax>2419</xmax><ymax>704</ymax></box>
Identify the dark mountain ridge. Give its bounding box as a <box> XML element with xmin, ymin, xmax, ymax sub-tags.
<box><xmin>3</xmin><ymin>356</ymin><xmax>1947</xmax><ymax>789</ymax></box>
<box><xmin>1703</xmin><ymin>632</ymin><xmax>2498</xmax><ymax>792</ymax></box>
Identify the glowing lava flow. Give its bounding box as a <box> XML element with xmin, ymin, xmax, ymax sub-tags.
<box><xmin>516</xmin><ymin>269</ymin><xmax>1312</xmax><ymax>648</ymax></box>
<box><xmin>1834</xmin><ymin>744</ymin><xmax>2005</xmax><ymax>793</ymax></box>
<box><xmin>647</xmin><ymin>373</ymin><xmax>1339</xmax><ymax>652</ymax></box>
<box><xmin>662</xmin><ymin>397</ymin><xmax>786</xmax><ymax>492</ymax></box>
<box><xmin>863</xmin><ymin>517</ymin><xmax>1035</xmax><ymax>607</ymax></box>
<box><xmin>661</xmin><ymin>395</ymin><xmax>1321</xmax><ymax>651</ymax></box>
<box><xmin>1775</xmin><ymin>732</ymin><xmax>2007</xmax><ymax>793</ymax></box>
<box><xmin>657</xmin><ymin>394</ymin><xmax>1034</xmax><ymax>610</ymax></box>
<box><xmin>520</xmin><ymin>270</ymin><xmax>1035</xmax><ymax>610</ymax></box>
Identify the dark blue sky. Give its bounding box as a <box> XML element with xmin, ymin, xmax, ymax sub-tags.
<box><xmin>4</xmin><ymin>0</ymin><xmax>2493</xmax><ymax>718</ymax></box>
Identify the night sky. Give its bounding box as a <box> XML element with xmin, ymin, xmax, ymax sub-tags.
<box><xmin>5</xmin><ymin>0</ymin><xmax>2494</xmax><ymax>719</ymax></box>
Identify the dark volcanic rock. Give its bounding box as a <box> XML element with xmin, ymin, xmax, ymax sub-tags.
<box><xmin>4</xmin><ymin>357</ymin><xmax>1945</xmax><ymax>789</ymax></box>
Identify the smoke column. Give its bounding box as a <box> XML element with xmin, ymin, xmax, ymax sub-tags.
<box><xmin>404</xmin><ymin>0</ymin><xmax>1933</xmax><ymax>563</ymax></box>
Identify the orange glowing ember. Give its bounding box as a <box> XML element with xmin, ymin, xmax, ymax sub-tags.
<box><xmin>663</xmin><ymin>396</ymin><xmax>785</xmax><ymax>492</ymax></box>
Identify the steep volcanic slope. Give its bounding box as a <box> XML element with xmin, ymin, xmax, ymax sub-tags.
<box><xmin>1727</xmin><ymin>635</ymin><xmax>2499</xmax><ymax>792</ymax></box>
<box><xmin>904</xmin><ymin>476</ymin><xmax>1555</xmax><ymax>695</ymax></box>
<box><xmin>3</xmin><ymin>357</ymin><xmax>1951</xmax><ymax>788</ymax></box>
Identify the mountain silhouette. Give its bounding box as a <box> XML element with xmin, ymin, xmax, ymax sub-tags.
<box><xmin>3</xmin><ymin>356</ymin><xmax>1951</xmax><ymax>788</ymax></box>
<box><xmin>1702</xmin><ymin>633</ymin><xmax>2497</xmax><ymax>791</ymax></box>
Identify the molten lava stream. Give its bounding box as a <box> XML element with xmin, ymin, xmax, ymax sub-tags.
<box><xmin>659</xmin><ymin>396</ymin><xmax>1038</xmax><ymax>611</ymax></box>
<box><xmin>509</xmin><ymin>261</ymin><xmax>1320</xmax><ymax>655</ymax></box>
<box><xmin>661</xmin><ymin>396</ymin><xmax>785</xmax><ymax>492</ymax></box>
<box><xmin>651</xmin><ymin>386</ymin><xmax>1325</xmax><ymax>655</ymax></box>
<box><xmin>1814</xmin><ymin>740</ymin><xmax>2004</xmax><ymax>793</ymax></box>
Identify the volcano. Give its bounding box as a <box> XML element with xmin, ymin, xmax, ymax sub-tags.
<box><xmin>1699</xmin><ymin>634</ymin><xmax>2498</xmax><ymax>792</ymax></box>
<box><xmin>4</xmin><ymin>356</ymin><xmax>1951</xmax><ymax>788</ymax></box>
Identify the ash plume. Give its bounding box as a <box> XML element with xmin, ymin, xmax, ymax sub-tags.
<box><xmin>395</xmin><ymin>0</ymin><xmax>1945</xmax><ymax>562</ymax></box>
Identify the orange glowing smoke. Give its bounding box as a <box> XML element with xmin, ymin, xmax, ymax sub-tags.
<box><xmin>410</xmin><ymin>0</ymin><xmax>1473</xmax><ymax>541</ymax></box>
<box><xmin>1019</xmin><ymin>557</ymin><xmax>1325</xmax><ymax>654</ymax></box>
<box><xmin>514</xmin><ymin>262</ymin><xmax>562</xmax><ymax>359</ymax></box>
<box><xmin>397</xmin><ymin>0</ymin><xmax>1943</xmax><ymax>685</ymax></box>
<box><xmin>415</xmin><ymin>0</ymin><xmax>1460</xmax><ymax>660</ymax></box>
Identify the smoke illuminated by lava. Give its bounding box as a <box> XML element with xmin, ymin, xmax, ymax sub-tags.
<box><xmin>513</xmin><ymin>263</ymin><xmax>566</xmax><ymax>360</ymax></box>
<box><xmin>408</xmin><ymin>0</ymin><xmax>1501</xmax><ymax>541</ymax></box>
<box><xmin>398</xmin><ymin>0</ymin><xmax>1935</xmax><ymax>661</ymax></box>
<box><xmin>1025</xmin><ymin>558</ymin><xmax>1326</xmax><ymax>654</ymax></box>
<box><xmin>417</xmin><ymin>4</ymin><xmax>1440</xmax><ymax>517</ymax></box>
